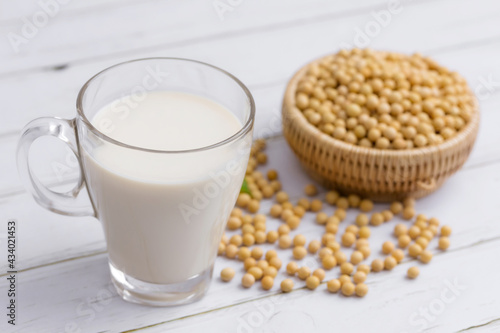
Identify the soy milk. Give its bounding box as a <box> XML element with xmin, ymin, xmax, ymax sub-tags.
<box><xmin>81</xmin><ymin>91</ymin><xmax>249</xmax><ymax>284</ymax></box>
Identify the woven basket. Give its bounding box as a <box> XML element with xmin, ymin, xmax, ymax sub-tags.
<box><xmin>282</xmin><ymin>59</ymin><xmax>480</xmax><ymax>202</ymax></box>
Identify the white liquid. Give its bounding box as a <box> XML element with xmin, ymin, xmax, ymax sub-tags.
<box><xmin>80</xmin><ymin>91</ymin><xmax>250</xmax><ymax>284</ymax></box>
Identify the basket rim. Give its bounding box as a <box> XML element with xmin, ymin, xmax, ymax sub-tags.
<box><xmin>282</xmin><ymin>55</ymin><xmax>480</xmax><ymax>158</ymax></box>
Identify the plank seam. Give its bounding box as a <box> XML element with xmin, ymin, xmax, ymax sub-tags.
<box><xmin>457</xmin><ymin>317</ymin><xmax>500</xmax><ymax>332</ymax></box>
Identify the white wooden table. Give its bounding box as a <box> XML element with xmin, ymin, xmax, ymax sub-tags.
<box><xmin>1</xmin><ymin>1</ymin><xmax>500</xmax><ymax>332</ymax></box>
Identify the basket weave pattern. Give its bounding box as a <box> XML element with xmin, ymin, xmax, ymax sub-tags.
<box><xmin>282</xmin><ymin>64</ymin><xmax>480</xmax><ymax>201</ymax></box>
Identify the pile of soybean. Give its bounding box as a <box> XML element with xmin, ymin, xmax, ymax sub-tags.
<box><xmin>294</xmin><ymin>49</ymin><xmax>475</xmax><ymax>149</ymax></box>
<box><xmin>218</xmin><ymin>139</ymin><xmax>451</xmax><ymax>297</ymax></box>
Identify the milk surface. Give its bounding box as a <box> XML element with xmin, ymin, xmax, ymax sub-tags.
<box><xmin>80</xmin><ymin>91</ymin><xmax>249</xmax><ymax>284</ymax></box>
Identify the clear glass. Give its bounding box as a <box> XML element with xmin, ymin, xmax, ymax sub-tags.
<box><xmin>17</xmin><ymin>58</ymin><xmax>255</xmax><ymax>306</ymax></box>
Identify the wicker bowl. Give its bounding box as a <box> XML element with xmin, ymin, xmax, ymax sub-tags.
<box><xmin>282</xmin><ymin>58</ymin><xmax>480</xmax><ymax>202</ymax></box>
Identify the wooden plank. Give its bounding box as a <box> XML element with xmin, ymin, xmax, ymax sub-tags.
<box><xmin>0</xmin><ymin>0</ymin><xmax>397</xmax><ymax>74</ymax></box>
<box><xmin>2</xmin><ymin>0</ymin><xmax>498</xmax><ymax>77</ymax></box>
<box><xmin>0</xmin><ymin>0</ymin><xmax>499</xmax><ymax>79</ymax></box>
<box><xmin>130</xmin><ymin>238</ymin><xmax>500</xmax><ymax>333</ymax></box>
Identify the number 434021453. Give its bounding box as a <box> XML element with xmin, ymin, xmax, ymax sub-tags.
<box><xmin>7</xmin><ymin>220</ymin><xmax>16</xmax><ymax>269</ymax></box>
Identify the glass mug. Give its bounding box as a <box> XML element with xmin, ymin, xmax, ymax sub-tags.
<box><xmin>17</xmin><ymin>58</ymin><xmax>255</xmax><ymax>306</ymax></box>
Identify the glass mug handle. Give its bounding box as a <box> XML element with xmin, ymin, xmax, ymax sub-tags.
<box><xmin>16</xmin><ymin>117</ymin><xmax>95</xmax><ymax>217</ymax></box>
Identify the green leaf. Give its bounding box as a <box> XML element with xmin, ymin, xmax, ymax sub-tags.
<box><xmin>240</xmin><ymin>178</ymin><xmax>251</xmax><ymax>196</ymax></box>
